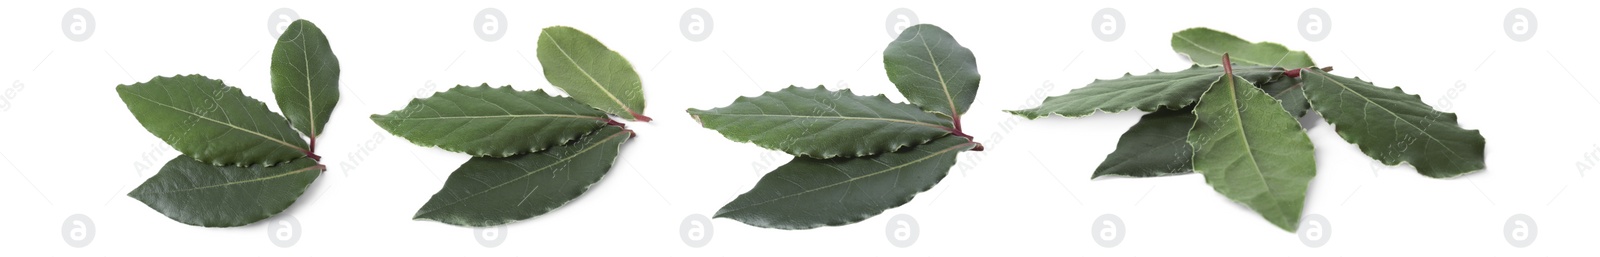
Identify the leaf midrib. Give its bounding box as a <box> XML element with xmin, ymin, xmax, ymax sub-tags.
<box><xmin>1217</xmin><ymin>74</ymin><xmax>1290</xmax><ymax>217</ymax></box>
<box><xmin>699</xmin><ymin>113</ymin><xmax>951</xmax><ymax>130</ymax></box>
<box><xmin>296</xmin><ymin>25</ymin><xmax>318</xmax><ymax>138</ymax></box>
<box><xmin>1306</xmin><ymin>71</ymin><xmax>1464</xmax><ymax>158</ymax></box>
<box><xmin>130</xmin><ymin>165</ymin><xmax>319</xmax><ymax>195</ymax></box>
<box><xmin>1066</xmin><ymin>67</ymin><xmax>1275</xmax><ymax>97</ymax></box>
<box><xmin>373</xmin><ymin>114</ymin><xmax>605</xmax><ymax>121</ymax></box>
<box><xmin>1173</xmin><ymin>33</ymin><xmax>1271</xmax><ymax>66</ymax></box>
<box><xmin>542</xmin><ymin>30</ymin><xmax>634</xmax><ymax>115</ymax></box>
<box><xmin>717</xmin><ymin>141</ymin><xmax>974</xmax><ymax>215</ymax></box>
<box><xmin>914</xmin><ymin>27</ymin><xmax>961</xmax><ymax>118</ymax></box>
<box><xmin>274</xmin><ymin>24</ymin><xmax>323</xmax><ymax>138</ymax></box>
<box><xmin>414</xmin><ymin>129</ymin><xmax>628</xmax><ymax>216</ymax></box>
<box><xmin>124</xmin><ymin>91</ymin><xmax>307</xmax><ymax>152</ymax></box>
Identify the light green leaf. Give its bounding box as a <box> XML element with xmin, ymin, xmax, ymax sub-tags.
<box><xmin>271</xmin><ymin>19</ymin><xmax>341</xmax><ymax>140</ymax></box>
<box><xmin>1300</xmin><ymin>69</ymin><xmax>1485</xmax><ymax>178</ymax></box>
<box><xmin>1188</xmin><ymin>67</ymin><xmax>1317</xmax><ymax>232</ymax></box>
<box><xmin>116</xmin><ymin>75</ymin><xmax>309</xmax><ymax>167</ymax></box>
<box><xmin>687</xmin><ymin>86</ymin><xmax>954</xmax><ymax>159</ymax></box>
<box><xmin>414</xmin><ymin>126</ymin><xmax>631</xmax><ymax>227</ymax></box>
<box><xmin>128</xmin><ymin>157</ymin><xmax>321</xmax><ymax>227</ymax></box>
<box><xmin>536</xmin><ymin>26</ymin><xmax>650</xmax><ymax>121</ymax></box>
<box><xmin>1092</xmin><ymin>107</ymin><xmax>1195</xmax><ymax>178</ymax></box>
<box><xmin>372</xmin><ymin>84</ymin><xmax>610</xmax><ymax>157</ymax></box>
<box><xmin>884</xmin><ymin>24</ymin><xmax>980</xmax><ymax>118</ymax></box>
<box><xmin>1006</xmin><ymin>65</ymin><xmax>1283</xmax><ymax>119</ymax></box>
<box><xmin>1171</xmin><ymin>27</ymin><xmax>1316</xmax><ymax>68</ymax></box>
<box><xmin>715</xmin><ymin>136</ymin><xmax>978</xmax><ymax>229</ymax></box>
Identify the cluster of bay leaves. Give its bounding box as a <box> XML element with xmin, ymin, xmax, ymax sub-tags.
<box><xmin>117</xmin><ymin>20</ymin><xmax>340</xmax><ymax>227</ymax></box>
<box><xmin>1009</xmin><ymin>28</ymin><xmax>1485</xmax><ymax>232</ymax></box>
<box><xmin>688</xmin><ymin>24</ymin><xmax>987</xmax><ymax>229</ymax></box>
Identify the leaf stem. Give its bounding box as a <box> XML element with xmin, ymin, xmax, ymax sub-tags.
<box><xmin>947</xmin><ymin>120</ymin><xmax>976</xmax><ymax>141</ymax></box>
<box><xmin>948</xmin><ymin>117</ymin><xmax>981</xmax><ymax>151</ymax></box>
<box><xmin>605</xmin><ymin>119</ymin><xmax>637</xmax><ymax>138</ymax></box>
<box><xmin>1223</xmin><ymin>53</ymin><xmax>1234</xmax><ymax>75</ymax></box>
<box><xmin>630</xmin><ymin>112</ymin><xmax>654</xmax><ymax>122</ymax></box>
<box><xmin>304</xmin><ymin>150</ymin><xmax>321</xmax><ymax>162</ymax></box>
<box><xmin>306</xmin><ymin>135</ymin><xmax>321</xmax><ymax>162</ymax></box>
<box><xmin>1284</xmin><ymin>66</ymin><xmax>1335</xmax><ymax>78</ymax></box>
<box><xmin>605</xmin><ymin>118</ymin><xmax>627</xmax><ymax>128</ymax></box>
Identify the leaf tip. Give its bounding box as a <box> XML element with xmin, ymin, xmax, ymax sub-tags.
<box><xmin>1003</xmin><ymin>109</ymin><xmax>1043</xmax><ymax>120</ymax></box>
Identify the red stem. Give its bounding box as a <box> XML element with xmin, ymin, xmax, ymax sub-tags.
<box><xmin>605</xmin><ymin>118</ymin><xmax>627</xmax><ymax>128</ymax></box>
<box><xmin>631</xmin><ymin>112</ymin><xmax>654</xmax><ymax>122</ymax></box>
<box><xmin>949</xmin><ymin>115</ymin><xmax>981</xmax><ymax>151</ymax></box>
<box><xmin>949</xmin><ymin>118</ymin><xmax>973</xmax><ymax>140</ymax></box>
<box><xmin>304</xmin><ymin>150</ymin><xmax>321</xmax><ymax>162</ymax></box>
<box><xmin>1222</xmin><ymin>53</ymin><xmax>1234</xmax><ymax>75</ymax></box>
<box><xmin>303</xmin><ymin>136</ymin><xmax>321</xmax><ymax>162</ymax></box>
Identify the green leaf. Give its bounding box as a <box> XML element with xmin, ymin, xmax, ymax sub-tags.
<box><xmin>414</xmin><ymin>126</ymin><xmax>631</xmax><ymax>227</ymax></box>
<box><xmin>536</xmin><ymin>26</ymin><xmax>650</xmax><ymax>121</ymax></box>
<box><xmin>271</xmin><ymin>19</ymin><xmax>341</xmax><ymax>140</ymax></box>
<box><xmin>715</xmin><ymin>136</ymin><xmax>978</xmax><ymax>229</ymax></box>
<box><xmin>687</xmin><ymin>86</ymin><xmax>954</xmax><ymax>159</ymax></box>
<box><xmin>1171</xmin><ymin>27</ymin><xmax>1315</xmax><ymax>68</ymax></box>
<box><xmin>1092</xmin><ymin>77</ymin><xmax>1304</xmax><ymax>179</ymax></box>
<box><xmin>884</xmin><ymin>24</ymin><xmax>980</xmax><ymax>118</ymax></box>
<box><xmin>1092</xmin><ymin>107</ymin><xmax>1195</xmax><ymax>178</ymax></box>
<box><xmin>116</xmin><ymin>75</ymin><xmax>310</xmax><ymax>167</ymax></box>
<box><xmin>1188</xmin><ymin>66</ymin><xmax>1316</xmax><ymax>232</ymax></box>
<box><xmin>371</xmin><ymin>84</ymin><xmax>610</xmax><ymax>157</ymax></box>
<box><xmin>1006</xmin><ymin>65</ymin><xmax>1283</xmax><ymax>119</ymax></box>
<box><xmin>1300</xmin><ymin>69</ymin><xmax>1486</xmax><ymax>178</ymax></box>
<box><xmin>128</xmin><ymin>157</ymin><xmax>322</xmax><ymax>227</ymax></box>
<box><xmin>1260</xmin><ymin>76</ymin><xmax>1310</xmax><ymax>117</ymax></box>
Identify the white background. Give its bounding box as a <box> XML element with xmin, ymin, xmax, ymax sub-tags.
<box><xmin>1</xmin><ymin>0</ymin><xmax>1593</xmax><ymax>255</ymax></box>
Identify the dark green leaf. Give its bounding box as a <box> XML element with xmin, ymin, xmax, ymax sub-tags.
<box><xmin>536</xmin><ymin>26</ymin><xmax>650</xmax><ymax>121</ymax></box>
<box><xmin>1092</xmin><ymin>107</ymin><xmax>1195</xmax><ymax>178</ymax></box>
<box><xmin>271</xmin><ymin>19</ymin><xmax>341</xmax><ymax>140</ymax></box>
<box><xmin>1300</xmin><ymin>69</ymin><xmax>1485</xmax><ymax>178</ymax></box>
<box><xmin>1171</xmin><ymin>27</ymin><xmax>1315</xmax><ymax>68</ymax></box>
<box><xmin>128</xmin><ymin>157</ymin><xmax>322</xmax><ymax>227</ymax></box>
<box><xmin>414</xmin><ymin>126</ymin><xmax>631</xmax><ymax>227</ymax></box>
<box><xmin>116</xmin><ymin>75</ymin><xmax>309</xmax><ymax>167</ymax></box>
<box><xmin>687</xmin><ymin>86</ymin><xmax>953</xmax><ymax>159</ymax></box>
<box><xmin>715</xmin><ymin>136</ymin><xmax>978</xmax><ymax>229</ymax></box>
<box><xmin>1188</xmin><ymin>68</ymin><xmax>1316</xmax><ymax>232</ymax></box>
<box><xmin>884</xmin><ymin>24</ymin><xmax>980</xmax><ymax>118</ymax></box>
<box><xmin>1006</xmin><ymin>65</ymin><xmax>1282</xmax><ymax>119</ymax></box>
<box><xmin>1093</xmin><ymin>77</ymin><xmax>1304</xmax><ymax>179</ymax></box>
<box><xmin>372</xmin><ymin>84</ymin><xmax>610</xmax><ymax>157</ymax></box>
<box><xmin>1260</xmin><ymin>76</ymin><xmax>1310</xmax><ymax>117</ymax></box>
